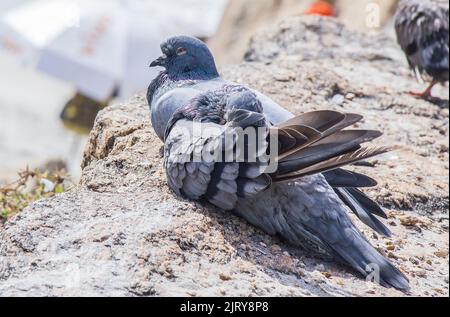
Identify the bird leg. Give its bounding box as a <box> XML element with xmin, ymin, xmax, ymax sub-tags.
<box><xmin>408</xmin><ymin>80</ymin><xmax>437</xmax><ymax>99</ymax></box>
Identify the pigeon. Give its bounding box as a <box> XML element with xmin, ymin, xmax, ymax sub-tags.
<box><xmin>395</xmin><ymin>0</ymin><xmax>449</xmax><ymax>99</ymax></box>
<box><xmin>147</xmin><ymin>36</ymin><xmax>410</xmax><ymax>291</ymax></box>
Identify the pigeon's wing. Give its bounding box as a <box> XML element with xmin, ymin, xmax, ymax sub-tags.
<box><xmin>395</xmin><ymin>0</ymin><xmax>449</xmax><ymax>80</ymax></box>
<box><xmin>165</xmin><ymin>119</ymin><xmax>238</xmax><ymax>210</ymax></box>
<box><xmin>164</xmin><ymin>114</ymin><xmax>272</xmax><ymax>210</ymax></box>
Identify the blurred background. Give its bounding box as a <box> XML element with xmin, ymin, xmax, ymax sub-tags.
<box><xmin>0</xmin><ymin>0</ymin><xmax>402</xmax><ymax>184</ymax></box>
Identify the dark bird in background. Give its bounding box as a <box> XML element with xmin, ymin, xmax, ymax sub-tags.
<box><xmin>395</xmin><ymin>0</ymin><xmax>449</xmax><ymax>99</ymax></box>
<box><xmin>147</xmin><ymin>36</ymin><xmax>410</xmax><ymax>291</ymax></box>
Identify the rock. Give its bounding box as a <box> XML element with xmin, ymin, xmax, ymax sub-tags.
<box><xmin>0</xmin><ymin>17</ymin><xmax>448</xmax><ymax>297</ymax></box>
<box><xmin>322</xmin><ymin>272</ymin><xmax>332</xmax><ymax>279</ymax></box>
<box><xmin>209</xmin><ymin>0</ymin><xmax>400</xmax><ymax>64</ymax></box>
<box><xmin>219</xmin><ymin>273</ymin><xmax>232</xmax><ymax>281</ymax></box>
<box><xmin>409</xmin><ymin>257</ymin><xmax>420</xmax><ymax>265</ymax></box>
<box><xmin>386</xmin><ymin>244</ymin><xmax>396</xmax><ymax>251</ymax></box>
<box><xmin>345</xmin><ymin>93</ymin><xmax>356</xmax><ymax>100</ymax></box>
<box><xmin>413</xmin><ymin>269</ymin><xmax>428</xmax><ymax>278</ymax></box>
<box><xmin>388</xmin><ymin>252</ymin><xmax>398</xmax><ymax>260</ymax></box>
<box><xmin>209</xmin><ymin>0</ymin><xmax>314</xmax><ymax>65</ymax></box>
<box><xmin>315</xmin><ymin>264</ymin><xmax>326</xmax><ymax>272</ymax></box>
<box><xmin>331</xmin><ymin>94</ymin><xmax>345</xmax><ymax>106</ymax></box>
<box><xmin>434</xmin><ymin>251</ymin><xmax>449</xmax><ymax>259</ymax></box>
<box><xmin>421</xmin><ymin>263</ymin><xmax>434</xmax><ymax>272</ymax></box>
<box><xmin>399</xmin><ymin>216</ymin><xmax>429</xmax><ymax>228</ymax></box>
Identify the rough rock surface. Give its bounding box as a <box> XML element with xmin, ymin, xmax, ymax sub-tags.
<box><xmin>209</xmin><ymin>0</ymin><xmax>400</xmax><ymax>64</ymax></box>
<box><xmin>0</xmin><ymin>17</ymin><xmax>448</xmax><ymax>297</ymax></box>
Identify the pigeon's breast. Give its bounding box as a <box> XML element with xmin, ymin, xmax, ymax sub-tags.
<box><xmin>151</xmin><ymin>87</ymin><xmax>197</xmax><ymax>141</ymax></box>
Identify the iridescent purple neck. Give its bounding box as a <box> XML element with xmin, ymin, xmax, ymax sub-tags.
<box><xmin>147</xmin><ymin>70</ymin><xmax>219</xmax><ymax>106</ymax></box>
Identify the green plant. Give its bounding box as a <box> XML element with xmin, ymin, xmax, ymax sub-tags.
<box><xmin>0</xmin><ymin>168</ymin><xmax>72</xmax><ymax>223</ymax></box>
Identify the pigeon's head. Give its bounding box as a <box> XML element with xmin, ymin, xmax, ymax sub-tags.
<box><xmin>150</xmin><ymin>36</ymin><xmax>219</xmax><ymax>78</ymax></box>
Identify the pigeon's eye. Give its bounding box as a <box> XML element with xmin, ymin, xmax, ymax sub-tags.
<box><xmin>176</xmin><ymin>47</ymin><xmax>187</xmax><ymax>56</ymax></box>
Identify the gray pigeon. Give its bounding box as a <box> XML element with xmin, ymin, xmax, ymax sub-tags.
<box><xmin>147</xmin><ymin>36</ymin><xmax>410</xmax><ymax>291</ymax></box>
<box><xmin>395</xmin><ymin>0</ymin><xmax>449</xmax><ymax>99</ymax></box>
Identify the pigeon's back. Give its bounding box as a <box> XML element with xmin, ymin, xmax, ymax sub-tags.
<box><xmin>148</xmin><ymin>76</ymin><xmax>293</xmax><ymax>140</ymax></box>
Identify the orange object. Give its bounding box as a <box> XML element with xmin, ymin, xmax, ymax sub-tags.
<box><xmin>305</xmin><ymin>1</ymin><xmax>335</xmax><ymax>17</ymax></box>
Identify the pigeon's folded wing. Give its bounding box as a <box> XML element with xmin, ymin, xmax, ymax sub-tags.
<box><xmin>164</xmin><ymin>118</ymin><xmax>271</xmax><ymax>210</ymax></box>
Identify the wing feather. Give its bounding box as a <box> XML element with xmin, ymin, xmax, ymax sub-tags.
<box><xmin>275</xmin><ymin>146</ymin><xmax>393</xmax><ymax>182</ymax></box>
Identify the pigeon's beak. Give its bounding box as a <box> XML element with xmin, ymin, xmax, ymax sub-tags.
<box><xmin>150</xmin><ymin>54</ymin><xmax>167</xmax><ymax>68</ymax></box>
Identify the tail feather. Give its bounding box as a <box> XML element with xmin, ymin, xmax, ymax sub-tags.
<box><xmin>275</xmin><ymin>125</ymin><xmax>322</xmax><ymax>158</ymax></box>
<box><xmin>323</xmin><ymin>168</ymin><xmax>378</xmax><ymax>188</ymax></box>
<box><xmin>270</xmin><ymin>111</ymin><xmax>402</xmax><ymax>276</ymax></box>
<box><xmin>345</xmin><ymin>187</ymin><xmax>387</xmax><ymax>219</ymax></box>
<box><xmin>323</xmin><ymin>168</ymin><xmax>390</xmax><ymax>236</ymax></box>
<box><xmin>278</xmin><ymin>111</ymin><xmax>362</xmax><ymax>137</ymax></box>
<box><xmin>271</xmin><ymin>111</ymin><xmax>390</xmax><ymax>182</ymax></box>
<box><xmin>334</xmin><ymin>187</ymin><xmax>391</xmax><ymax>237</ymax></box>
<box><xmin>277</xmin><ymin>130</ymin><xmax>382</xmax><ymax>175</ymax></box>
<box><xmin>275</xmin><ymin>145</ymin><xmax>392</xmax><ymax>182</ymax></box>
<box><xmin>266</xmin><ymin>181</ymin><xmax>411</xmax><ymax>291</ymax></box>
<box><xmin>325</xmin><ymin>226</ymin><xmax>410</xmax><ymax>291</ymax></box>
<box><xmin>275</xmin><ymin>111</ymin><xmax>363</xmax><ymax>159</ymax></box>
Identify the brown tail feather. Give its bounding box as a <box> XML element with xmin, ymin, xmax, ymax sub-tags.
<box><xmin>275</xmin><ymin>111</ymin><xmax>364</xmax><ymax>160</ymax></box>
<box><xmin>277</xmin><ymin>111</ymin><xmax>362</xmax><ymax>135</ymax></box>
<box><xmin>277</xmin><ymin>110</ymin><xmax>343</xmax><ymax>129</ymax></box>
<box><xmin>274</xmin><ymin>145</ymin><xmax>393</xmax><ymax>182</ymax></box>
<box><xmin>275</xmin><ymin>125</ymin><xmax>322</xmax><ymax>159</ymax></box>
<box><xmin>269</xmin><ymin>110</ymin><xmax>390</xmax><ymax>182</ymax></box>
<box><xmin>278</xmin><ymin>130</ymin><xmax>382</xmax><ymax>172</ymax></box>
